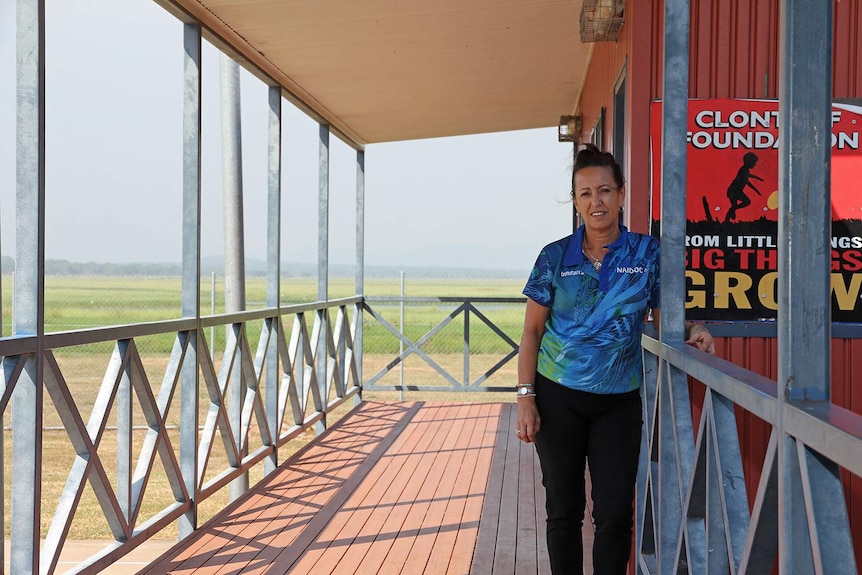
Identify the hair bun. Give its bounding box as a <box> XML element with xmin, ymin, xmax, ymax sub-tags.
<box><xmin>571</xmin><ymin>144</ymin><xmax>625</xmax><ymax>191</ymax></box>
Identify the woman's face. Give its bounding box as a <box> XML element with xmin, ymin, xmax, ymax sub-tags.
<box><xmin>573</xmin><ymin>166</ymin><xmax>625</xmax><ymax>236</ymax></box>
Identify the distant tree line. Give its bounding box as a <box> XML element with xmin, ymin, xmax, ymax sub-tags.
<box><xmin>44</xmin><ymin>259</ymin><xmax>184</xmax><ymax>276</ymax></box>
<box><xmin>0</xmin><ymin>256</ymin><xmax>524</xmax><ymax>279</ymax></box>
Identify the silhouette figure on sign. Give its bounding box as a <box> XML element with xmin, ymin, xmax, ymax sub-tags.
<box><xmin>725</xmin><ymin>152</ymin><xmax>763</xmax><ymax>222</ymax></box>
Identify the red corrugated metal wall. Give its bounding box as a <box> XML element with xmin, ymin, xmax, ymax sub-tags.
<box><xmin>576</xmin><ymin>0</ymin><xmax>862</xmax><ymax>568</ymax></box>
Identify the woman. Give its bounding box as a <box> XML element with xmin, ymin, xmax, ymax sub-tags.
<box><xmin>516</xmin><ymin>144</ymin><xmax>714</xmax><ymax>574</ymax></box>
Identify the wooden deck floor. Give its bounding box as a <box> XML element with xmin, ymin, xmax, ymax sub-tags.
<box><xmin>140</xmin><ymin>401</ymin><xmax>595</xmax><ymax>574</ymax></box>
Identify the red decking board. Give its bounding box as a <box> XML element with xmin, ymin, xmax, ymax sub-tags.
<box><xmin>227</xmin><ymin>402</ymin><xmax>420</xmax><ymax>574</ymax></box>
<box><xmin>444</xmin><ymin>403</ymin><xmax>501</xmax><ymax>574</ymax></box>
<box><xmin>331</xmin><ymin>404</ymin><xmax>470</xmax><ymax>574</ymax></box>
<box><xmin>141</xmin><ymin>401</ymin><xmax>418</xmax><ymax>574</ymax></box>
<box><xmin>423</xmin><ymin>403</ymin><xmax>498</xmax><ymax>574</ymax></box>
<box><xmin>383</xmin><ymin>403</ymin><xmax>480</xmax><ymax>573</ymax></box>
<box><xmin>289</xmin><ymin>403</ymin><xmax>467</xmax><ymax>574</ymax></box>
<box><xmin>334</xmin><ymin>406</ymin><xmax>487</xmax><ymax>573</ymax></box>
<box><xmin>140</xmin><ymin>401</ymin><xmax>593</xmax><ymax>574</ymax></box>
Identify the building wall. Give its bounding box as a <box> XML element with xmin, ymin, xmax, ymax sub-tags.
<box><xmin>579</xmin><ymin>0</ymin><xmax>862</xmax><ymax>230</ymax></box>
<box><xmin>576</xmin><ymin>0</ymin><xmax>862</xmax><ymax>566</ymax></box>
<box><xmin>688</xmin><ymin>0</ymin><xmax>860</xmax><ymax>100</ymax></box>
<box><xmin>576</xmin><ymin>0</ymin><xmax>659</xmax><ymax>235</ymax></box>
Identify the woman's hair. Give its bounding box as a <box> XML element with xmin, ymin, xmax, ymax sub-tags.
<box><xmin>571</xmin><ymin>144</ymin><xmax>625</xmax><ymax>195</ymax></box>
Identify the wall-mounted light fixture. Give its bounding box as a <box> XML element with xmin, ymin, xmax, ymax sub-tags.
<box><xmin>558</xmin><ymin>115</ymin><xmax>582</xmax><ymax>143</ymax></box>
<box><xmin>580</xmin><ymin>0</ymin><xmax>626</xmax><ymax>42</ymax></box>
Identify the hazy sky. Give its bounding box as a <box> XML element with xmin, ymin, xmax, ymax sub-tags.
<box><xmin>0</xmin><ymin>0</ymin><xmax>575</xmax><ymax>273</ymax></box>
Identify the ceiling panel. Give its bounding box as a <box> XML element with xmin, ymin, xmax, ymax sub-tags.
<box><xmin>164</xmin><ymin>0</ymin><xmax>590</xmax><ymax>146</ymax></box>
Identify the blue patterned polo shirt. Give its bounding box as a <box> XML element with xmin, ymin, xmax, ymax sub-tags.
<box><xmin>523</xmin><ymin>225</ymin><xmax>660</xmax><ymax>394</ymax></box>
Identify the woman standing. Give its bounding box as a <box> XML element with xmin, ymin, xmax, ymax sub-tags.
<box><xmin>516</xmin><ymin>144</ymin><xmax>714</xmax><ymax>574</ymax></box>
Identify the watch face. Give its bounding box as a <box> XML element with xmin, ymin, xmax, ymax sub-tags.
<box><xmin>518</xmin><ymin>387</ymin><xmax>529</xmax><ymax>395</ymax></box>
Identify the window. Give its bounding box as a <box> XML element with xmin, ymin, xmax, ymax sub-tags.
<box><xmin>613</xmin><ymin>65</ymin><xmax>627</xmax><ymax>225</ymax></box>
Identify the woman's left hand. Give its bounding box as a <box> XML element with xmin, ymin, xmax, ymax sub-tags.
<box><xmin>686</xmin><ymin>324</ymin><xmax>715</xmax><ymax>355</ymax></box>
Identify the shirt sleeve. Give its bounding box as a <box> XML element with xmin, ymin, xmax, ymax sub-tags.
<box><xmin>523</xmin><ymin>247</ymin><xmax>555</xmax><ymax>307</ymax></box>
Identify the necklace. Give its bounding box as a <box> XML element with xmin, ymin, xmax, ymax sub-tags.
<box><xmin>583</xmin><ymin>246</ymin><xmax>602</xmax><ymax>271</ymax></box>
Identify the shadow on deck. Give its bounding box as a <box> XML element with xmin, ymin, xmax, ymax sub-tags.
<box><xmin>136</xmin><ymin>401</ymin><xmax>595</xmax><ymax>574</ymax></box>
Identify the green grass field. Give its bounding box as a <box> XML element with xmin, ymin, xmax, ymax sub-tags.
<box><xmin>1</xmin><ymin>274</ymin><xmax>527</xmax><ymax>540</ymax></box>
<box><xmin>0</xmin><ymin>275</ymin><xmax>528</xmax><ymax>355</ymax></box>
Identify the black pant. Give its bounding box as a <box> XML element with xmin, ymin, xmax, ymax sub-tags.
<box><xmin>534</xmin><ymin>373</ymin><xmax>642</xmax><ymax>575</ymax></box>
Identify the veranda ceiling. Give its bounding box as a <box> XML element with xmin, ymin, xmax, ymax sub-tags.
<box><xmin>158</xmin><ymin>0</ymin><xmax>591</xmax><ymax>147</ymax></box>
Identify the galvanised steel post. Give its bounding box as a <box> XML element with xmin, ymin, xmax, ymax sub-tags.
<box><xmin>659</xmin><ymin>0</ymin><xmax>689</xmax><ymax>343</ymax></box>
<box><xmin>179</xmin><ymin>21</ymin><xmax>202</xmax><ymax>539</ymax></box>
<box><xmin>221</xmin><ymin>55</ymin><xmax>248</xmax><ymax>500</ymax></box>
<box><xmin>657</xmin><ymin>0</ymin><xmax>692</xmax><ymax>572</ymax></box>
<box><xmin>777</xmin><ymin>1</ymin><xmax>842</xmax><ymax>572</ymax></box>
<box><xmin>222</xmin><ymin>55</ymin><xmax>247</xmax><ymax>316</ymax></box>
<box><xmin>12</xmin><ymin>1</ymin><xmax>45</xmax><ymax>572</ymax></box>
<box><xmin>355</xmin><ymin>150</ymin><xmax>365</xmax><ymax>405</ymax></box>
<box><xmin>317</xmin><ymin>124</ymin><xmax>330</xmax><ymax>434</ymax></box>
<box><xmin>777</xmin><ymin>0</ymin><xmax>832</xmax><ymax>403</ymax></box>
<box><xmin>265</xmin><ymin>85</ymin><xmax>282</xmax><ymax>474</ymax></box>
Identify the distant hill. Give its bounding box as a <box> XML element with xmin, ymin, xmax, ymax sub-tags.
<box><xmin>0</xmin><ymin>256</ymin><xmax>525</xmax><ymax>280</ymax></box>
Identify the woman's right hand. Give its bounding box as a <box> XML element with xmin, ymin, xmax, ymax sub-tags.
<box><xmin>516</xmin><ymin>398</ymin><xmax>541</xmax><ymax>443</ymax></box>
<box><xmin>516</xmin><ymin>299</ymin><xmax>548</xmax><ymax>444</ymax></box>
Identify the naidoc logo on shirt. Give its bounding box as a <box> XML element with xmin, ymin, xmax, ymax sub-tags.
<box><xmin>616</xmin><ymin>266</ymin><xmax>646</xmax><ymax>274</ymax></box>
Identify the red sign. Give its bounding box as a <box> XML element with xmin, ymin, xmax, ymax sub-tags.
<box><xmin>650</xmin><ymin>98</ymin><xmax>862</xmax><ymax>321</ymax></box>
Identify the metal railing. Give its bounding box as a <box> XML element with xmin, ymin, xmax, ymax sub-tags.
<box><xmin>2</xmin><ymin>298</ymin><xmax>361</xmax><ymax>574</ymax></box>
<box><xmin>0</xmin><ymin>292</ymin><xmax>520</xmax><ymax>573</ymax></box>
<box><xmin>4</xmin><ymin>292</ymin><xmax>862</xmax><ymax>573</ymax></box>
<box><xmin>362</xmin><ymin>293</ymin><xmax>862</xmax><ymax>572</ymax></box>
<box><xmin>362</xmin><ymin>296</ymin><xmax>525</xmax><ymax>392</ymax></box>
<box><xmin>643</xmin><ymin>1</ymin><xmax>855</xmax><ymax>571</ymax></box>
<box><xmin>637</xmin><ymin>333</ymin><xmax>861</xmax><ymax>574</ymax></box>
